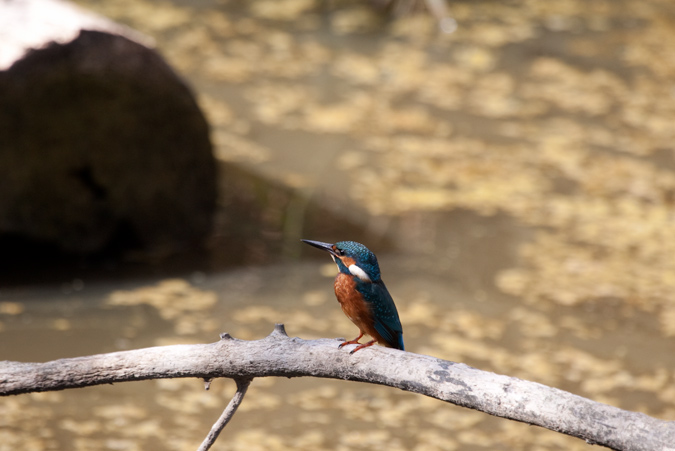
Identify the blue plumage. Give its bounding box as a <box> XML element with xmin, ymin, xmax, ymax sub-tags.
<box><xmin>357</xmin><ymin>279</ymin><xmax>405</xmax><ymax>351</ymax></box>
<box><xmin>302</xmin><ymin>239</ymin><xmax>405</xmax><ymax>353</ymax></box>
<box><xmin>334</xmin><ymin>241</ymin><xmax>381</xmax><ymax>281</ymax></box>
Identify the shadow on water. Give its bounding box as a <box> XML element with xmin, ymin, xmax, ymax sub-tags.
<box><xmin>0</xmin><ymin>161</ymin><xmax>392</xmax><ymax>289</ymax></box>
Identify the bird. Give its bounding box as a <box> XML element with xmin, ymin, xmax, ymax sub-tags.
<box><xmin>301</xmin><ymin>239</ymin><xmax>404</xmax><ymax>354</ymax></box>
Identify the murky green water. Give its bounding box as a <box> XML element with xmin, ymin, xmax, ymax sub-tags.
<box><xmin>2</xmin><ymin>0</ymin><xmax>675</xmax><ymax>449</ymax></box>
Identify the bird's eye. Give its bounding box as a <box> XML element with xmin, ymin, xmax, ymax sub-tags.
<box><xmin>335</xmin><ymin>248</ymin><xmax>345</xmax><ymax>256</ymax></box>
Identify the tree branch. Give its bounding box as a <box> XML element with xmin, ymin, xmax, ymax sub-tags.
<box><xmin>198</xmin><ymin>377</ymin><xmax>251</xmax><ymax>451</ymax></box>
<box><xmin>1</xmin><ymin>324</ymin><xmax>673</xmax><ymax>451</ymax></box>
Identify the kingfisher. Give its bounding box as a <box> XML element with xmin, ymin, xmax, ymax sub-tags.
<box><xmin>302</xmin><ymin>239</ymin><xmax>404</xmax><ymax>354</ymax></box>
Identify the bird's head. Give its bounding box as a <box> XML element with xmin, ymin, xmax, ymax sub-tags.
<box><xmin>302</xmin><ymin>239</ymin><xmax>381</xmax><ymax>283</ymax></box>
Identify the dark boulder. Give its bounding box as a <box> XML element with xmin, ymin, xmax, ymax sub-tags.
<box><xmin>0</xmin><ymin>1</ymin><xmax>216</xmax><ymax>255</ymax></box>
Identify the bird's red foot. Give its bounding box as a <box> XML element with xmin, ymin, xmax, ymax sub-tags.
<box><xmin>338</xmin><ymin>332</ymin><xmax>364</xmax><ymax>349</ymax></box>
<box><xmin>349</xmin><ymin>340</ymin><xmax>377</xmax><ymax>354</ymax></box>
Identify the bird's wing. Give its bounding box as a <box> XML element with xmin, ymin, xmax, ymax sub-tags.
<box><xmin>360</xmin><ymin>280</ymin><xmax>404</xmax><ymax>350</ymax></box>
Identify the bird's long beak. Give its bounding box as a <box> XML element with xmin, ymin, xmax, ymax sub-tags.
<box><xmin>301</xmin><ymin>239</ymin><xmax>338</xmax><ymax>256</ymax></box>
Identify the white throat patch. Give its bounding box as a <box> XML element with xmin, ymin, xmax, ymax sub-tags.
<box><xmin>348</xmin><ymin>264</ymin><xmax>372</xmax><ymax>282</ymax></box>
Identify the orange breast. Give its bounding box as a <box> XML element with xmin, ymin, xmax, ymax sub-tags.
<box><xmin>334</xmin><ymin>273</ymin><xmax>387</xmax><ymax>345</ymax></box>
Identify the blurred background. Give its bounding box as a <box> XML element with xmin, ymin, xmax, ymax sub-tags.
<box><xmin>1</xmin><ymin>0</ymin><xmax>675</xmax><ymax>449</ymax></box>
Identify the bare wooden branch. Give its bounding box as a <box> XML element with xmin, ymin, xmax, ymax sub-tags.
<box><xmin>1</xmin><ymin>324</ymin><xmax>673</xmax><ymax>451</ymax></box>
<box><xmin>198</xmin><ymin>378</ymin><xmax>252</xmax><ymax>451</ymax></box>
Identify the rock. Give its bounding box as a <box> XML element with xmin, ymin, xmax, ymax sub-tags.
<box><xmin>0</xmin><ymin>0</ymin><xmax>216</xmax><ymax>255</ymax></box>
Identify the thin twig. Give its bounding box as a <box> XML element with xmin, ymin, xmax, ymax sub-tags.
<box><xmin>197</xmin><ymin>378</ymin><xmax>252</xmax><ymax>451</ymax></box>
